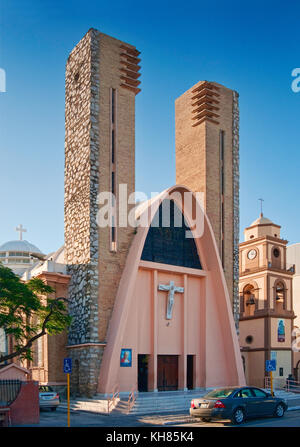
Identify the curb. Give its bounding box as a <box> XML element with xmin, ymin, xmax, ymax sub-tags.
<box><xmin>287</xmin><ymin>406</ymin><xmax>300</xmax><ymax>411</ymax></box>
<box><xmin>58</xmin><ymin>404</ymin><xmax>300</xmax><ymax>417</ymax></box>
<box><xmin>162</xmin><ymin>406</ymin><xmax>300</xmax><ymax>425</ymax></box>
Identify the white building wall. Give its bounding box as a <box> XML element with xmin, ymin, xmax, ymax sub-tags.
<box><xmin>287</xmin><ymin>244</ymin><xmax>300</xmax><ymax>329</ymax></box>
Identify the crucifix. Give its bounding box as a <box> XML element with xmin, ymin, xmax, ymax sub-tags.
<box><xmin>158</xmin><ymin>280</ymin><xmax>184</xmax><ymax>320</ymax></box>
<box><xmin>16</xmin><ymin>224</ymin><xmax>27</xmax><ymax>241</ymax></box>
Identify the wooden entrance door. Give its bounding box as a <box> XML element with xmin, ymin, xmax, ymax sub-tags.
<box><xmin>157</xmin><ymin>355</ymin><xmax>178</xmax><ymax>391</ymax></box>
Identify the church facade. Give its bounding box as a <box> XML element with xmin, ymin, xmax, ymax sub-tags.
<box><xmin>64</xmin><ymin>29</ymin><xmax>245</xmax><ymax>396</ymax></box>
<box><xmin>98</xmin><ymin>187</ymin><xmax>245</xmax><ymax>394</ymax></box>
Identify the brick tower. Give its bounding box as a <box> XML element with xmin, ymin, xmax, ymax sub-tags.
<box><xmin>175</xmin><ymin>81</ymin><xmax>240</xmax><ymax>327</ymax></box>
<box><xmin>64</xmin><ymin>29</ymin><xmax>141</xmax><ymax>396</ymax></box>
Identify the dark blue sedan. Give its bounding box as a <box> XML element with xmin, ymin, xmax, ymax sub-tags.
<box><xmin>190</xmin><ymin>386</ymin><xmax>288</xmax><ymax>424</ymax></box>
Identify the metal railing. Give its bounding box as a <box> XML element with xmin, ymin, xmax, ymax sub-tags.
<box><xmin>240</xmin><ymin>263</ymin><xmax>295</xmax><ymax>276</ymax></box>
<box><xmin>264</xmin><ymin>376</ymin><xmax>300</xmax><ymax>394</ymax></box>
<box><xmin>127</xmin><ymin>387</ymin><xmax>136</xmax><ymax>413</ymax></box>
<box><xmin>107</xmin><ymin>386</ymin><xmax>120</xmax><ymax>415</ymax></box>
<box><xmin>0</xmin><ymin>380</ymin><xmax>22</xmax><ymax>406</ymax></box>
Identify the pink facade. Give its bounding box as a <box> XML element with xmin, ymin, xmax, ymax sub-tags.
<box><xmin>0</xmin><ymin>364</ymin><xmax>30</xmax><ymax>381</ymax></box>
<box><xmin>98</xmin><ymin>186</ymin><xmax>245</xmax><ymax>394</ymax></box>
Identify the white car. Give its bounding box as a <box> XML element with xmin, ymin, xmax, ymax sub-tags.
<box><xmin>39</xmin><ymin>386</ymin><xmax>60</xmax><ymax>411</ymax></box>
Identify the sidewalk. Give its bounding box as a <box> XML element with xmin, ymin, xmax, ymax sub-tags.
<box><xmin>57</xmin><ymin>399</ymin><xmax>300</xmax><ymax>427</ymax></box>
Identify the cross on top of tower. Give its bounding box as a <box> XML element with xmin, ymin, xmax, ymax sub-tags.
<box><xmin>15</xmin><ymin>224</ymin><xmax>27</xmax><ymax>241</ymax></box>
<box><xmin>258</xmin><ymin>198</ymin><xmax>264</xmax><ymax>217</ymax></box>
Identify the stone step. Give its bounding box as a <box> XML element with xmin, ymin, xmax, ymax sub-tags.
<box><xmin>59</xmin><ymin>388</ymin><xmax>300</xmax><ymax>416</ymax></box>
<box><xmin>59</xmin><ymin>390</ymin><xmax>207</xmax><ymax>415</ymax></box>
<box><xmin>133</xmin><ymin>397</ymin><xmax>202</xmax><ymax>406</ymax></box>
<box><xmin>127</xmin><ymin>390</ymin><xmax>208</xmax><ymax>415</ymax></box>
<box><xmin>60</xmin><ymin>398</ymin><xmax>118</xmax><ymax>414</ymax></box>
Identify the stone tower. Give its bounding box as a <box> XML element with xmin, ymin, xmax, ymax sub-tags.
<box><xmin>64</xmin><ymin>29</ymin><xmax>141</xmax><ymax>396</ymax></box>
<box><xmin>175</xmin><ymin>81</ymin><xmax>240</xmax><ymax>327</ymax></box>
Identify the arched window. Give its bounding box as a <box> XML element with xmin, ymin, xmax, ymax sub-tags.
<box><xmin>272</xmin><ymin>246</ymin><xmax>281</xmax><ymax>269</ymax></box>
<box><xmin>0</xmin><ymin>328</ymin><xmax>7</xmax><ymax>360</ymax></box>
<box><xmin>141</xmin><ymin>200</ymin><xmax>202</xmax><ymax>269</ymax></box>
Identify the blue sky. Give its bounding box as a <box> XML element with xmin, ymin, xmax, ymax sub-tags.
<box><xmin>0</xmin><ymin>0</ymin><xmax>299</xmax><ymax>254</ymax></box>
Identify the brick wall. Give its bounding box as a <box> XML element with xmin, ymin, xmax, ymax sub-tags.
<box><xmin>175</xmin><ymin>81</ymin><xmax>240</xmax><ymax>326</ymax></box>
<box><xmin>10</xmin><ymin>381</ymin><xmax>39</xmax><ymax>425</ymax></box>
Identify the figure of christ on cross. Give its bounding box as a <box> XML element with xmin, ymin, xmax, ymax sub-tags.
<box><xmin>158</xmin><ymin>280</ymin><xmax>184</xmax><ymax>320</ymax></box>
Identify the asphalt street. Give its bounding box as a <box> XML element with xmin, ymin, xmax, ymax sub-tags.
<box><xmin>12</xmin><ymin>407</ymin><xmax>300</xmax><ymax>428</ymax></box>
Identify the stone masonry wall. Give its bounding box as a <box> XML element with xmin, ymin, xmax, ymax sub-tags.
<box><xmin>64</xmin><ymin>29</ymin><xmax>140</xmax><ymax>396</ymax></box>
<box><xmin>232</xmin><ymin>90</ymin><xmax>240</xmax><ymax>329</ymax></box>
<box><xmin>64</xmin><ymin>29</ymin><xmax>102</xmax><ymax>396</ymax></box>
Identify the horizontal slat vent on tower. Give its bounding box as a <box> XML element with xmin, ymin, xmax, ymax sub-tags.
<box><xmin>120</xmin><ymin>44</ymin><xmax>141</xmax><ymax>95</ymax></box>
<box><xmin>191</xmin><ymin>82</ymin><xmax>220</xmax><ymax>126</ymax></box>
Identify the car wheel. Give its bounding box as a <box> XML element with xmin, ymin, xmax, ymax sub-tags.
<box><xmin>231</xmin><ymin>408</ymin><xmax>245</xmax><ymax>425</ymax></box>
<box><xmin>51</xmin><ymin>407</ymin><xmax>57</xmax><ymax>412</ymax></box>
<box><xmin>274</xmin><ymin>404</ymin><xmax>285</xmax><ymax>418</ymax></box>
<box><xmin>200</xmin><ymin>418</ymin><xmax>211</xmax><ymax>423</ymax></box>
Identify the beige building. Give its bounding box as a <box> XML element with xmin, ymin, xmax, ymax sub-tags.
<box><xmin>239</xmin><ymin>213</ymin><xmax>295</xmax><ymax>387</ymax></box>
<box><xmin>287</xmin><ymin>243</ymin><xmax>300</xmax><ymax>380</ymax></box>
<box><xmin>0</xmin><ymin>242</ymin><xmax>70</xmax><ymax>391</ymax></box>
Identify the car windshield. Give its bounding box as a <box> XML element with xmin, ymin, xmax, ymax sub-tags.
<box><xmin>204</xmin><ymin>388</ymin><xmax>235</xmax><ymax>399</ymax></box>
<box><xmin>39</xmin><ymin>386</ymin><xmax>53</xmax><ymax>392</ymax></box>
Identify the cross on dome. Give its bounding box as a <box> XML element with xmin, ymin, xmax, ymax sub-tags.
<box><xmin>15</xmin><ymin>224</ymin><xmax>27</xmax><ymax>241</ymax></box>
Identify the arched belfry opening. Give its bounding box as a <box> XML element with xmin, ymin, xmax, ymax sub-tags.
<box><xmin>242</xmin><ymin>284</ymin><xmax>257</xmax><ymax>317</ymax></box>
<box><xmin>275</xmin><ymin>281</ymin><xmax>286</xmax><ymax>313</ymax></box>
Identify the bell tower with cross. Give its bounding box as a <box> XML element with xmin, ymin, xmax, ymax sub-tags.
<box><xmin>239</xmin><ymin>212</ymin><xmax>295</xmax><ymax>387</ymax></box>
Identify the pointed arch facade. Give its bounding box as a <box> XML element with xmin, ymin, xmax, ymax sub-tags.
<box><xmin>98</xmin><ymin>186</ymin><xmax>245</xmax><ymax>394</ymax></box>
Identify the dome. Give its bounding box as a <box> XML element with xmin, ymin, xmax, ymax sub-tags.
<box><xmin>250</xmin><ymin>213</ymin><xmax>274</xmax><ymax>227</ymax></box>
<box><xmin>0</xmin><ymin>240</ymin><xmax>42</xmax><ymax>254</ymax></box>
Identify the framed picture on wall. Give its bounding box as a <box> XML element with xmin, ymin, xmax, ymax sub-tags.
<box><xmin>120</xmin><ymin>349</ymin><xmax>132</xmax><ymax>367</ymax></box>
<box><xmin>278</xmin><ymin>319</ymin><xmax>285</xmax><ymax>342</ymax></box>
